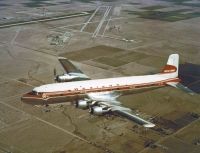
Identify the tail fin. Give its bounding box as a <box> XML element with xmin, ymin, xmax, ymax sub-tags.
<box><xmin>161</xmin><ymin>54</ymin><xmax>179</xmax><ymax>77</ymax></box>
<box><xmin>163</xmin><ymin>54</ymin><xmax>195</xmax><ymax>95</ymax></box>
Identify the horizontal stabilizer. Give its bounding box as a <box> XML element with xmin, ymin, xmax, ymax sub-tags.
<box><xmin>167</xmin><ymin>82</ymin><xmax>195</xmax><ymax>95</ymax></box>
<box><xmin>176</xmin><ymin>83</ymin><xmax>195</xmax><ymax>95</ymax></box>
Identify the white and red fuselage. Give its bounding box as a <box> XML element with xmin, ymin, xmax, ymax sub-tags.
<box><xmin>21</xmin><ymin>54</ymin><xmax>180</xmax><ymax>103</ymax></box>
<box><xmin>22</xmin><ymin>72</ymin><xmax>180</xmax><ymax>102</ymax></box>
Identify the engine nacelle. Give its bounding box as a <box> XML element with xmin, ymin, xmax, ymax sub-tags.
<box><xmin>89</xmin><ymin>106</ymin><xmax>110</xmax><ymax>115</ymax></box>
<box><xmin>75</xmin><ymin>100</ymin><xmax>89</xmax><ymax>109</ymax></box>
<box><xmin>55</xmin><ymin>74</ymin><xmax>77</xmax><ymax>82</ymax></box>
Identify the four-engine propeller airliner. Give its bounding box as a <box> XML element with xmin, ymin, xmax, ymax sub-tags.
<box><xmin>22</xmin><ymin>54</ymin><xmax>194</xmax><ymax>128</ymax></box>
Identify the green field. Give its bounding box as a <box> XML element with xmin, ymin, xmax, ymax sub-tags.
<box><xmin>126</xmin><ymin>9</ymin><xmax>200</xmax><ymax>22</ymax></box>
<box><xmin>23</xmin><ymin>0</ymin><xmax>53</xmax><ymax>7</ymax></box>
<box><xmin>60</xmin><ymin>46</ymin><xmax>124</xmax><ymax>61</ymax></box>
<box><xmin>160</xmin><ymin>0</ymin><xmax>200</xmax><ymax>7</ymax></box>
<box><xmin>94</xmin><ymin>57</ymin><xmax>128</xmax><ymax>67</ymax></box>
<box><xmin>141</xmin><ymin>5</ymin><xmax>167</xmax><ymax>10</ymax></box>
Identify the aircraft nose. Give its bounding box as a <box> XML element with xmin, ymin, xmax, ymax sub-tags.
<box><xmin>21</xmin><ymin>91</ymin><xmax>44</xmax><ymax>105</ymax></box>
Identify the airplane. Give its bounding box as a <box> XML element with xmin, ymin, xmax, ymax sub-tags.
<box><xmin>21</xmin><ymin>54</ymin><xmax>195</xmax><ymax>128</ymax></box>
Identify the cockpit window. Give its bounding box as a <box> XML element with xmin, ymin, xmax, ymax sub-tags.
<box><xmin>32</xmin><ymin>90</ymin><xmax>37</xmax><ymax>95</ymax></box>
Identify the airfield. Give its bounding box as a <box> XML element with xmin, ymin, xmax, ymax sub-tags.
<box><xmin>0</xmin><ymin>0</ymin><xmax>200</xmax><ymax>153</ymax></box>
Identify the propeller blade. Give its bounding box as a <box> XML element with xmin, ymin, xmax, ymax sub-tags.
<box><xmin>53</xmin><ymin>68</ymin><xmax>57</xmax><ymax>77</ymax></box>
<box><xmin>89</xmin><ymin>107</ymin><xmax>94</xmax><ymax>114</ymax></box>
<box><xmin>53</xmin><ymin>68</ymin><xmax>58</xmax><ymax>82</ymax></box>
<box><xmin>75</xmin><ymin>100</ymin><xmax>78</xmax><ymax>108</ymax></box>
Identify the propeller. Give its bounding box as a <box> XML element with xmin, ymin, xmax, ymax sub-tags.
<box><xmin>53</xmin><ymin>68</ymin><xmax>57</xmax><ymax>82</ymax></box>
<box><xmin>53</xmin><ymin>68</ymin><xmax>57</xmax><ymax>77</ymax></box>
<box><xmin>75</xmin><ymin>100</ymin><xmax>78</xmax><ymax>108</ymax></box>
<box><xmin>89</xmin><ymin>106</ymin><xmax>94</xmax><ymax>114</ymax></box>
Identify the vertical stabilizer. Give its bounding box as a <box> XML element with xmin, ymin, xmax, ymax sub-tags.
<box><xmin>161</xmin><ymin>54</ymin><xmax>179</xmax><ymax>77</ymax></box>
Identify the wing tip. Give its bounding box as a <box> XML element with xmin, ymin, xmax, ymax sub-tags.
<box><xmin>58</xmin><ymin>57</ymin><xmax>67</xmax><ymax>60</ymax></box>
<box><xmin>143</xmin><ymin>123</ymin><xmax>155</xmax><ymax>128</ymax></box>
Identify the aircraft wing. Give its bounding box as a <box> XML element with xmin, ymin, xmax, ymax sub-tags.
<box><xmin>58</xmin><ymin>57</ymin><xmax>83</xmax><ymax>74</ymax></box>
<box><xmin>87</xmin><ymin>92</ymin><xmax>155</xmax><ymax>128</ymax></box>
<box><xmin>58</xmin><ymin>57</ymin><xmax>90</xmax><ymax>80</ymax></box>
<box><xmin>112</xmin><ymin>107</ymin><xmax>155</xmax><ymax>128</ymax></box>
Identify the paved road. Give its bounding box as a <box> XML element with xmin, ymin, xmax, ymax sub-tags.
<box><xmin>0</xmin><ymin>12</ymin><xmax>90</xmax><ymax>29</ymax></box>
